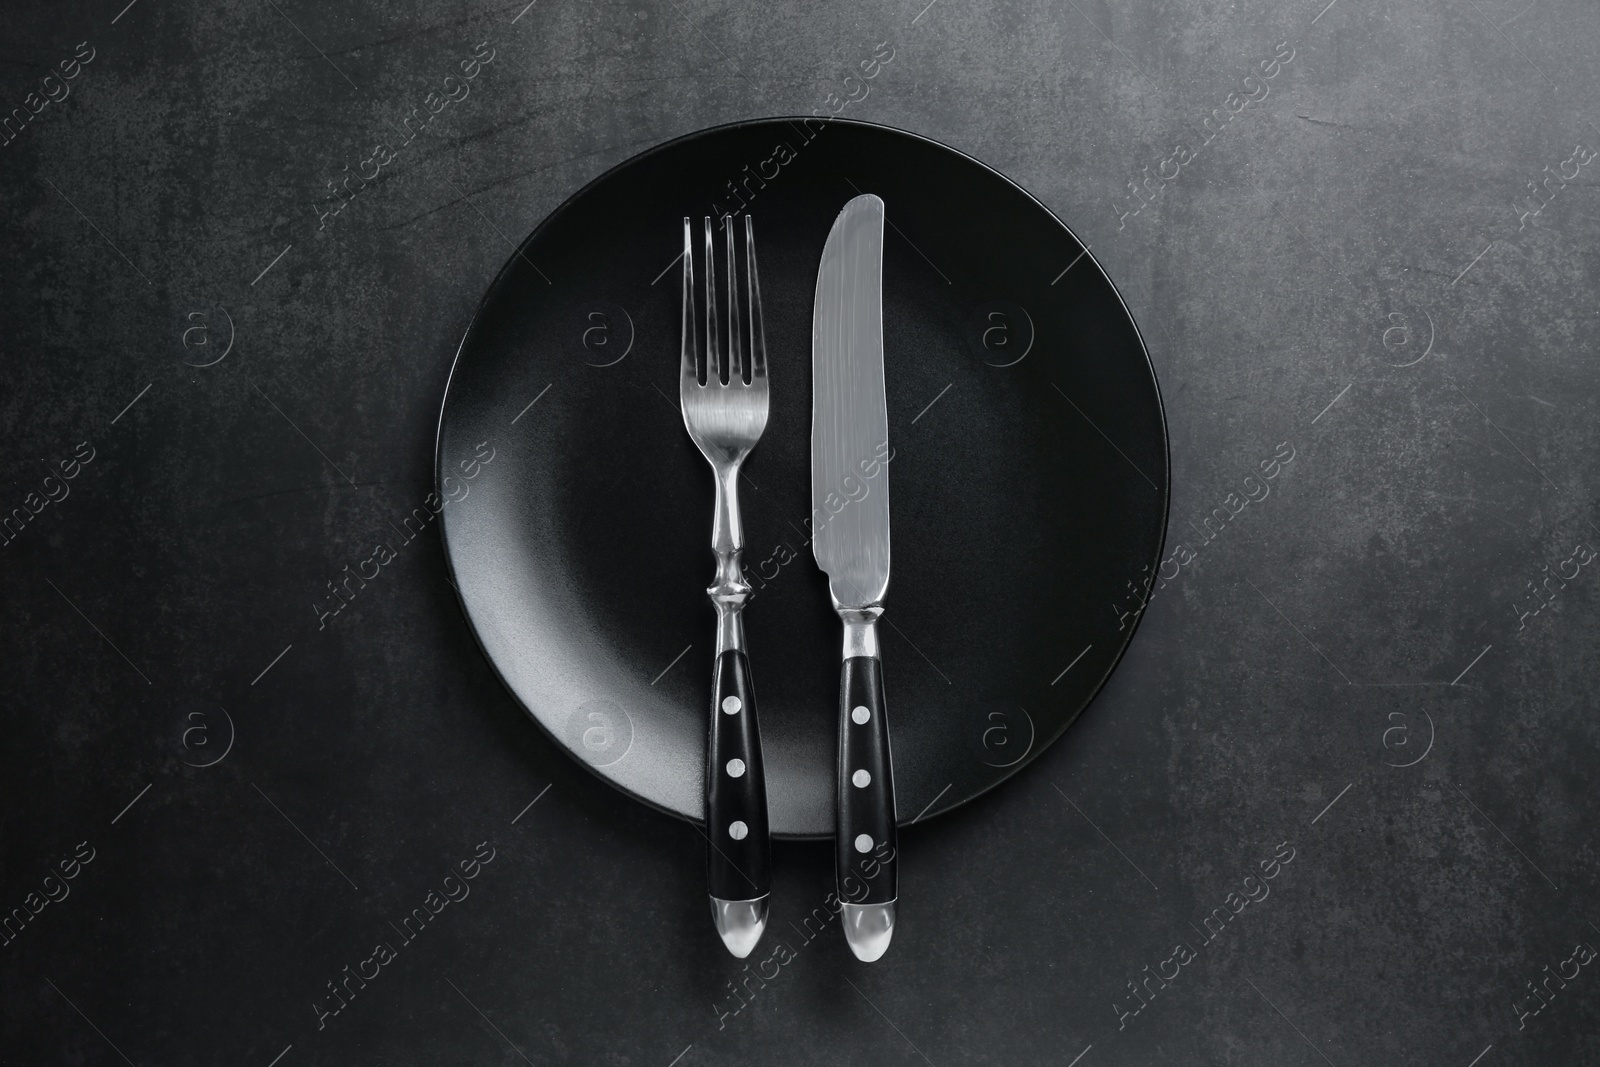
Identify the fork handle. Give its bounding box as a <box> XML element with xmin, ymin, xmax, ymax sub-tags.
<box><xmin>707</xmin><ymin>649</ymin><xmax>770</xmax><ymax>901</ymax></box>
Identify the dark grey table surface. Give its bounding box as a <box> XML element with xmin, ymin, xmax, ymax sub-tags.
<box><xmin>4</xmin><ymin>1</ymin><xmax>1599</xmax><ymax>1064</ymax></box>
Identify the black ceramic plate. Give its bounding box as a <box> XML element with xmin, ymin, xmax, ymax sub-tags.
<box><xmin>436</xmin><ymin>118</ymin><xmax>1168</xmax><ymax>838</ymax></box>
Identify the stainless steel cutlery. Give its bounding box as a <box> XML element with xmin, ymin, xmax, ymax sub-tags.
<box><xmin>678</xmin><ymin>197</ymin><xmax>897</xmax><ymax>961</ymax></box>
<box><xmin>679</xmin><ymin>214</ymin><xmax>772</xmax><ymax>958</ymax></box>
<box><xmin>811</xmin><ymin>194</ymin><xmax>897</xmax><ymax>962</ymax></box>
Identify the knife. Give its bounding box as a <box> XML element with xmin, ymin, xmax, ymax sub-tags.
<box><xmin>811</xmin><ymin>193</ymin><xmax>897</xmax><ymax>962</ymax></box>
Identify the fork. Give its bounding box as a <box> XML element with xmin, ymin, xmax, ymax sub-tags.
<box><xmin>680</xmin><ymin>214</ymin><xmax>772</xmax><ymax>958</ymax></box>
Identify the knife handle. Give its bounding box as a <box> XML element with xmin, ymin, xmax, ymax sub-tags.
<box><xmin>837</xmin><ymin>655</ymin><xmax>896</xmax><ymax>905</ymax></box>
<box><xmin>707</xmin><ymin>649</ymin><xmax>770</xmax><ymax>902</ymax></box>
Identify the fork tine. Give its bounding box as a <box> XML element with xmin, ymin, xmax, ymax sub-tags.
<box><xmin>723</xmin><ymin>215</ymin><xmax>743</xmax><ymax>384</ymax></box>
<box><xmin>702</xmin><ymin>217</ymin><xmax>720</xmax><ymax>385</ymax></box>
<box><xmin>681</xmin><ymin>217</ymin><xmax>698</xmax><ymax>388</ymax></box>
<box><xmin>745</xmin><ymin>215</ymin><xmax>767</xmax><ymax>383</ymax></box>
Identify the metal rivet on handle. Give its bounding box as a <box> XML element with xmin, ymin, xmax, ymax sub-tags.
<box><xmin>729</xmin><ymin>820</ymin><xmax>749</xmax><ymax>840</ymax></box>
<box><xmin>854</xmin><ymin>833</ymin><xmax>873</xmax><ymax>853</ymax></box>
<box><xmin>722</xmin><ymin>695</ymin><xmax>742</xmax><ymax>715</ymax></box>
<box><xmin>851</xmin><ymin>705</ymin><xmax>870</xmax><ymax>724</ymax></box>
<box><xmin>852</xmin><ymin>769</ymin><xmax>871</xmax><ymax>788</ymax></box>
<box><xmin>726</xmin><ymin>758</ymin><xmax>746</xmax><ymax>778</ymax></box>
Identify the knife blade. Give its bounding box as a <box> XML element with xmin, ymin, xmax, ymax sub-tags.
<box><xmin>811</xmin><ymin>193</ymin><xmax>897</xmax><ymax>962</ymax></box>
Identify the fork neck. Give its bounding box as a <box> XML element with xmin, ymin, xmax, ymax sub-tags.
<box><xmin>709</xmin><ymin>463</ymin><xmax>751</xmax><ymax>656</ymax></box>
<box><xmin>710</xmin><ymin>462</ymin><xmax>745</xmax><ymax>559</ymax></box>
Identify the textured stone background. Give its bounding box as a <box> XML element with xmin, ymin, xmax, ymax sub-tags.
<box><xmin>3</xmin><ymin>0</ymin><xmax>1599</xmax><ymax>1064</ymax></box>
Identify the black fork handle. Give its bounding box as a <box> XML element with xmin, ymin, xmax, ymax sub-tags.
<box><xmin>707</xmin><ymin>649</ymin><xmax>770</xmax><ymax>901</ymax></box>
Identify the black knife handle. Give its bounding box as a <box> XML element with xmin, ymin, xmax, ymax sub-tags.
<box><xmin>707</xmin><ymin>649</ymin><xmax>770</xmax><ymax>902</ymax></box>
<box><xmin>836</xmin><ymin>655</ymin><xmax>897</xmax><ymax>905</ymax></box>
